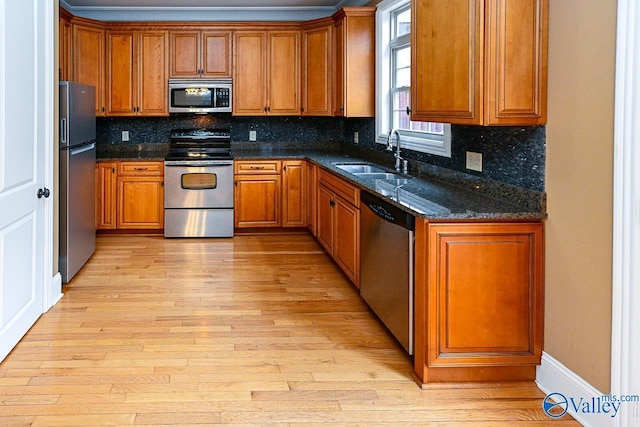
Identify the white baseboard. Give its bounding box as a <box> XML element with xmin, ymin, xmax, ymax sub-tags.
<box><xmin>47</xmin><ymin>273</ymin><xmax>63</xmax><ymax>311</ymax></box>
<box><xmin>536</xmin><ymin>352</ymin><xmax>617</xmax><ymax>427</ymax></box>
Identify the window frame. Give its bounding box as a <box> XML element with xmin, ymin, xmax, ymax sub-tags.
<box><xmin>375</xmin><ymin>0</ymin><xmax>451</xmax><ymax>157</ymax></box>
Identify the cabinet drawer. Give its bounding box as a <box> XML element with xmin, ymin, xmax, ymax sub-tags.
<box><xmin>235</xmin><ymin>160</ymin><xmax>282</xmax><ymax>174</ymax></box>
<box><xmin>318</xmin><ymin>168</ymin><xmax>359</xmax><ymax>207</ymax></box>
<box><xmin>118</xmin><ymin>161</ymin><xmax>164</xmax><ymax>176</ymax></box>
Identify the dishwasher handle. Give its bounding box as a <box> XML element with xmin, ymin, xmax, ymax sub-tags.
<box><xmin>361</xmin><ymin>191</ymin><xmax>415</xmax><ymax>231</ymax></box>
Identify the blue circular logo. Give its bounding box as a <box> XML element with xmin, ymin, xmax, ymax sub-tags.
<box><xmin>543</xmin><ymin>393</ymin><xmax>568</xmax><ymax>418</ymax></box>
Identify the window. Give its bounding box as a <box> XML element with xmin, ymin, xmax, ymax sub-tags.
<box><xmin>376</xmin><ymin>0</ymin><xmax>451</xmax><ymax>157</ymax></box>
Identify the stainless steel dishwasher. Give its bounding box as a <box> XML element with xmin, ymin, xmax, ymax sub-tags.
<box><xmin>360</xmin><ymin>191</ymin><xmax>415</xmax><ymax>355</ymax></box>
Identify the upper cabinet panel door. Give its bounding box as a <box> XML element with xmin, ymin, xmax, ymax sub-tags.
<box><xmin>138</xmin><ymin>31</ymin><xmax>169</xmax><ymax>116</ymax></box>
<box><xmin>106</xmin><ymin>31</ymin><xmax>136</xmax><ymax>116</ymax></box>
<box><xmin>169</xmin><ymin>31</ymin><xmax>200</xmax><ymax>78</ymax></box>
<box><xmin>233</xmin><ymin>31</ymin><xmax>267</xmax><ymax>115</ymax></box>
<box><xmin>301</xmin><ymin>24</ymin><xmax>332</xmax><ymax>116</ymax></box>
<box><xmin>267</xmin><ymin>31</ymin><xmax>300</xmax><ymax>115</ymax></box>
<box><xmin>485</xmin><ymin>0</ymin><xmax>548</xmax><ymax>125</ymax></box>
<box><xmin>202</xmin><ymin>31</ymin><xmax>232</xmax><ymax>78</ymax></box>
<box><xmin>73</xmin><ymin>24</ymin><xmax>105</xmax><ymax>115</ymax></box>
<box><xmin>411</xmin><ymin>0</ymin><xmax>482</xmax><ymax>124</ymax></box>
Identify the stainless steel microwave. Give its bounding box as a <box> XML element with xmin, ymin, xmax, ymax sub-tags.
<box><xmin>168</xmin><ymin>79</ymin><xmax>232</xmax><ymax>114</ymax></box>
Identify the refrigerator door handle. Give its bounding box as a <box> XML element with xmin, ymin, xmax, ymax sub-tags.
<box><xmin>69</xmin><ymin>142</ymin><xmax>95</xmax><ymax>156</ymax></box>
<box><xmin>60</xmin><ymin>118</ymin><xmax>67</xmax><ymax>144</ymax></box>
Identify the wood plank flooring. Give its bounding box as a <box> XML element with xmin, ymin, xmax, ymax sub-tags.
<box><xmin>0</xmin><ymin>234</ymin><xmax>579</xmax><ymax>426</ymax></box>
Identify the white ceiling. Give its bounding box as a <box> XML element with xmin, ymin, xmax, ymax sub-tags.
<box><xmin>60</xmin><ymin>0</ymin><xmax>372</xmax><ymax>22</ymax></box>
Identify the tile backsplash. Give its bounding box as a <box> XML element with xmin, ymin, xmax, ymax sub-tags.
<box><xmin>97</xmin><ymin>115</ymin><xmax>545</xmax><ymax>192</ymax></box>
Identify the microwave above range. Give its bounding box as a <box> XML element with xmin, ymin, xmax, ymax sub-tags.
<box><xmin>168</xmin><ymin>79</ymin><xmax>232</xmax><ymax>114</ymax></box>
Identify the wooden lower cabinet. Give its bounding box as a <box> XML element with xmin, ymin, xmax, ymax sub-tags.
<box><xmin>234</xmin><ymin>174</ymin><xmax>282</xmax><ymax>227</ymax></box>
<box><xmin>316</xmin><ymin>169</ymin><xmax>360</xmax><ymax>287</ymax></box>
<box><xmin>306</xmin><ymin>162</ymin><xmax>318</xmax><ymax>236</ymax></box>
<box><xmin>95</xmin><ymin>161</ymin><xmax>117</xmax><ymax>229</ymax></box>
<box><xmin>414</xmin><ymin>220</ymin><xmax>544</xmax><ymax>384</ymax></box>
<box><xmin>234</xmin><ymin>160</ymin><xmax>306</xmax><ymax>228</ymax></box>
<box><xmin>95</xmin><ymin>160</ymin><xmax>164</xmax><ymax>230</ymax></box>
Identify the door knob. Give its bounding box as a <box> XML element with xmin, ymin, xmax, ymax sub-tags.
<box><xmin>37</xmin><ymin>187</ymin><xmax>50</xmax><ymax>199</ymax></box>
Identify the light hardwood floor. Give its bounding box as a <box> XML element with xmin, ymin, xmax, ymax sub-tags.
<box><xmin>0</xmin><ymin>234</ymin><xmax>579</xmax><ymax>426</ymax></box>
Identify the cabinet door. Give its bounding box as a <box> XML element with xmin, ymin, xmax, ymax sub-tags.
<box><xmin>316</xmin><ymin>185</ymin><xmax>334</xmax><ymax>254</ymax></box>
<box><xmin>306</xmin><ymin>162</ymin><xmax>317</xmax><ymax>236</ymax></box>
<box><xmin>485</xmin><ymin>0</ymin><xmax>548</xmax><ymax>125</ymax></box>
<box><xmin>414</xmin><ymin>221</ymin><xmax>543</xmax><ymax>383</ymax></box>
<box><xmin>202</xmin><ymin>31</ymin><xmax>232</xmax><ymax>77</ymax></box>
<box><xmin>117</xmin><ymin>176</ymin><xmax>164</xmax><ymax>229</ymax></box>
<box><xmin>333</xmin><ymin>195</ymin><xmax>360</xmax><ymax>287</ymax></box>
<box><xmin>169</xmin><ymin>31</ymin><xmax>200</xmax><ymax>78</ymax></box>
<box><xmin>95</xmin><ymin>162</ymin><xmax>117</xmax><ymax>230</ymax></box>
<box><xmin>301</xmin><ymin>25</ymin><xmax>332</xmax><ymax>116</ymax></box>
<box><xmin>73</xmin><ymin>24</ymin><xmax>105</xmax><ymax>115</ymax></box>
<box><xmin>411</xmin><ymin>0</ymin><xmax>482</xmax><ymax>124</ymax></box>
<box><xmin>234</xmin><ymin>175</ymin><xmax>281</xmax><ymax>228</ymax></box>
<box><xmin>267</xmin><ymin>31</ymin><xmax>300</xmax><ymax>115</ymax></box>
<box><xmin>106</xmin><ymin>31</ymin><xmax>136</xmax><ymax>116</ymax></box>
<box><xmin>332</xmin><ymin>19</ymin><xmax>345</xmax><ymax>117</ymax></box>
<box><xmin>138</xmin><ymin>31</ymin><xmax>169</xmax><ymax>116</ymax></box>
<box><xmin>282</xmin><ymin>161</ymin><xmax>306</xmax><ymax>227</ymax></box>
<box><xmin>233</xmin><ymin>31</ymin><xmax>267</xmax><ymax>115</ymax></box>
<box><xmin>59</xmin><ymin>15</ymin><xmax>72</xmax><ymax>81</ymax></box>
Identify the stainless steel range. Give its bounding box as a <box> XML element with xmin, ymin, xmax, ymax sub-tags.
<box><xmin>164</xmin><ymin>129</ymin><xmax>234</xmax><ymax>238</ymax></box>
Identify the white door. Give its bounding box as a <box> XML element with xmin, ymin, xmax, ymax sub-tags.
<box><xmin>0</xmin><ymin>0</ymin><xmax>50</xmax><ymax>361</ymax></box>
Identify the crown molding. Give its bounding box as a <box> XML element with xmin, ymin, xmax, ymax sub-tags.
<box><xmin>59</xmin><ymin>0</ymin><xmax>370</xmax><ymax>22</ymax></box>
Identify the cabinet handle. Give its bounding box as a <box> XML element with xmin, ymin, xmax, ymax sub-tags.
<box><xmin>329</xmin><ymin>199</ymin><xmax>335</xmax><ymax>207</ymax></box>
<box><xmin>301</xmin><ymin>107</ymin><xmax>305</xmax><ymax>112</ymax></box>
<box><xmin>112</xmin><ymin>167</ymin><xmax>115</xmax><ymax>173</ymax></box>
<box><xmin>339</xmin><ymin>105</ymin><xmax>344</xmax><ymax>112</ymax></box>
<box><xmin>250</xmin><ymin>166</ymin><xmax>265</xmax><ymax>170</ymax></box>
<box><xmin>134</xmin><ymin>167</ymin><xmax>148</xmax><ymax>171</ymax></box>
<box><xmin>283</xmin><ymin>166</ymin><xmax>287</xmax><ymax>172</ymax></box>
<box><xmin>267</xmin><ymin>106</ymin><xmax>271</xmax><ymax>113</ymax></box>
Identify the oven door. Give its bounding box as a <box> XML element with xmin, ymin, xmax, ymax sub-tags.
<box><xmin>164</xmin><ymin>161</ymin><xmax>234</xmax><ymax>209</ymax></box>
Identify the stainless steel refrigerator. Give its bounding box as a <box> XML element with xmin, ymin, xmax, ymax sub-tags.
<box><xmin>59</xmin><ymin>81</ymin><xmax>96</xmax><ymax>283</ymax></box>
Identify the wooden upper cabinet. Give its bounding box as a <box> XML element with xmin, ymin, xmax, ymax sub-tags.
<box><xmin>169</xmin><ymin>30</ymin><xmax>232</xmax><ymax>78</ymax></box>
<box><xmin>106</xmin><ymin>30</ymin><xmax>169</xmax><ymax>116</ymax></box>
<box><xmin>59</xmin><ymin>10</ymin><xmax>72</xmax><ymax>81</ymax></box>
<box><xmin>73</xmin><ymin>22</ymin><xmax>105</xmax><ymax>115</ymax></box>
<box><xmin>301</xmin><ymin>21</ymin><xmax>333</xmax><ymax>116</ymax></box>
<box><xmin>233</xmin><ymin>30</ymin><xmax>300</xmax><ymax>116</ymax></box>
<box><xmin>332</xmin><ymin>8</ymin><xmax>375</xmax><ymax>118</ymax></box>
<box><xmin>411</xmin><ymin>0</ymin><xmax>548</xmax><ymax>125</ymax></box>
<box><xmin>106</xmin><ymin>31</ymin><xmax>136</xmax><ymax>116</ymax></box>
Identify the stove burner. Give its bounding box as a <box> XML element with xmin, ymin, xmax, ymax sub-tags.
<box><xmin>166</xmin><ymin>128</ymin><xmax>233</xmax><ymax>162</ymax></box>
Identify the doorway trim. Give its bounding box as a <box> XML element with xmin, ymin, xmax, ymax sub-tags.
<box><xmin>611</xmin><ymin>0</ymin><xmax>640</xmax><ymax>425</ymax></box>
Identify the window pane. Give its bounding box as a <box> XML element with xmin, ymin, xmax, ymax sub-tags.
<box><xmin>395</xmin><ymin>8</ymin><xmax>411</xmax><ymax>37</ymax></box>
<box><xmin>396</xmin><ymin>46</ymin><xmax>410</xmax><ymax>68</ymax></box>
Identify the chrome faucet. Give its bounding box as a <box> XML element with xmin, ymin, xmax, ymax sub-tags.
<box><xmin>386</xmin><ymin>129</ymin><xmax>408</xmax><ymax>173</ymax></box>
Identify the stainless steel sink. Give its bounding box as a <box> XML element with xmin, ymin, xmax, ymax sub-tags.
<box><xmin>333</xmin><ymin>163</ymin><xmax>386</xmax><ymax>174</ymax></box>
<box><xmin>354</xmin><ymin>172</ymin><xmax>409</xmax><ymax>180</ymax></box>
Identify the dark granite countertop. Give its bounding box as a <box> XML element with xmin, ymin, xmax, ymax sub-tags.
<box><xmin>97</xmin><ymin>143</ymin><xmax>545</xmax><ymax>220</ymax></box>
<box><xmin>232</xmin><ymin>149</ymin><xmax>547</xmax><ymax>221</ymax></box>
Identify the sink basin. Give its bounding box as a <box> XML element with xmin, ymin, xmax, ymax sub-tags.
<box><xmin>354</xmin><ymin>172</ymin><xmax>410</xmax><ymax>180</ymax></box>
<box><xmin>333</xmin><ymin>163</ymin><xmax>386</xmax><ymax>174</ymax></box>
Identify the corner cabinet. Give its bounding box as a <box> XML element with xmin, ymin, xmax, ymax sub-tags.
<box><xmin>332</xmin><ymin>7</ymin><xmax>375</xmax><ymax>118</ymax></box>
<box><xmin>95</xmin><ymin>161</ymin><xmax>164</xmax><ymax>231</ymax></box>
<box><xmin>106</xmin><ymin>30</ymin><xmax>169</xmax><ymax>117</ymax></box>
<box><xmin>414</xmin><ymin>221</ymin><xmax>544</xmax><ymax>384</ymax></box>
<box><xmin>317</xmin><ymin>169</ymin><xmax>360</xmax><ymax>287</ymax></box>
<box><xmin>411</xmin><ymin>0</ymin><xmax>548</xmax><ymax>125</ymax></box>
<box><xmin>233</xmin><ymin>31</ymin><xmax>300</xmax><ymax>116</ymax></box>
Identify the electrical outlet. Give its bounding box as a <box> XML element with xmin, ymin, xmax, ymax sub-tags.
<box><xmin>122</xmin><ymin>130</ymin><xmax>129</xmax><ymax>142</ymax></box>
<box><xmin>249</xmin><ymin>130</ymin><xmax>257</xmax><ymax>141</ymax></box>
<box><xmin>354</xmin><ymin>132</ymin><xmax>359</xmax><ymax>144</ymax></box>
<box><xmin>466</xmin><ymin>151</ymin><xmax>483</xmax><ymax>172</ymax></box>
